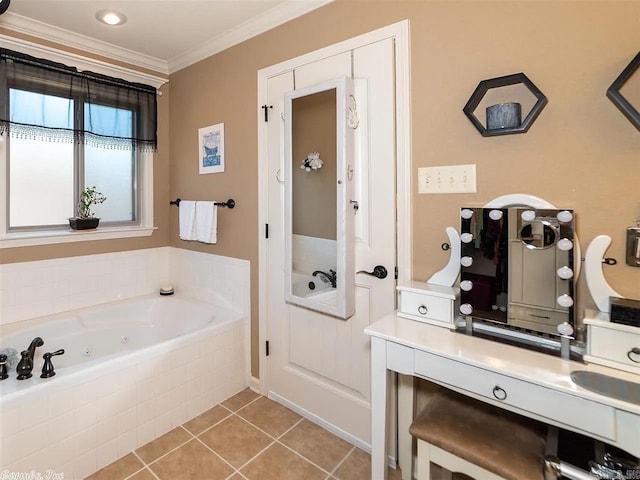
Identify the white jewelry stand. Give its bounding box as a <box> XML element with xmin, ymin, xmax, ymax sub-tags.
<box><xmin>584</xmin><ymin>235</ymin><xmax>622</xmax><ymax>313</ymax></box>
<box><xmin>427</xmin><ymin>227</ymin><xmax>461</xmax><ymax>287</ymax></box>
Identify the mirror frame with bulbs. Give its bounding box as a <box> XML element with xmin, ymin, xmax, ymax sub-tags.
<box><xmin>457</xmin><ymin>194</ymin><xmax>580</xmax><ymax>357</ymax></box>
<box><xmin>283</xmin><ymin>77</ymin><xmax>356</xmax><ymax>319</ymax></box>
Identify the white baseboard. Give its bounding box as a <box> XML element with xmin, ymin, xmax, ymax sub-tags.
<box><xmin>249</xmin><ymin>375</ymin><xmax>262</xmax><ymax>394</ymax></box>
<box><xmin>267</xmin><ymin>391</ymin><xmax>397</xmax><ymax>469</ymax></box>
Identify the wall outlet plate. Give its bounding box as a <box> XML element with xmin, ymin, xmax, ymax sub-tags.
<box><xmin>418</xmin><ymin>164</ymin><xmax>477</xmax><ymax>194</ymax></box>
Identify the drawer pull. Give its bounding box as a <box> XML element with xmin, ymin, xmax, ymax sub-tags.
<box><xmin>417</xmin><ymin>305</ymin><xmax>428</xmax><ymax>315</ymax></box>
<box><xmin>627</xmin><ymin>347</ymin><xmax>640</xmax><ymax>363</ymax></box>
<box><xmin>492</xmin><ymin>385</ymin><xmax>507</xmax><ymax>401</ymax></box>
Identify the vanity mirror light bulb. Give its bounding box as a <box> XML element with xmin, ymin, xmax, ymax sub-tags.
<box><xmin>557</xmin><ymin>238</ymin><xmax>573</xmax><ymax>251</ymax></box>
<box><xmin>557</xmin><ymin>210</ymin><xmax>573</xmax><ymax>223</ymax></box>
<box><xmin>460</xmin><ymin>303</ymin><xmax>473</xmax><ymax>315</ymax></box>
<box><xmin>461</xmin><ymin>209</ymin><xmax>474</xmax><ymax>219</ymax></box>
<box><xmin>521</xmin><ymin>210</ymin><xmax>536</xmax><ymax>222</ymax></box>
<box><xmin>557</xmin><ymin>294</ymin><xmax>574</xmax><ymax>308</ymax></box>
<box><xmin>460</xmin><ymin>280</ymin><xmax>473</xmax><ymax>291</ymax></box>
<box><xmin>460</xmin><ymin>256</ymin><xmax>473</xmax><ymax>267</ymax></box>
<box><xmin>557</xmin><ymin>322</ymin><xmax>574</xmax><ymax>336</ymax></box>
<box><xmin>557</xmin><ymin>266</ymin><xmax>574</xmax><ymax>280</ymax></box>
<box><xmin>460</xmin><ymin>233</ymin><xmax>473</xmax><ymax>243</ymax></box>
<box><xmin>489</xmin><ymin>209</ymin><xmax>503</xmax><ymax>221</ymax></box>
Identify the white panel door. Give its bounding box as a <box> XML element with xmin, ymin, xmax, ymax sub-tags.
<box><xmin>265</xmin><ymin>38</ymin><xmax>396</xmax><ymax>447</ymax></box>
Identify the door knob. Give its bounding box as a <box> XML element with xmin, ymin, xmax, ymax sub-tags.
<box><xmin>357</xmin><ymin>265</ymin><xmax>388</xmax><ymax>279</ymax></box>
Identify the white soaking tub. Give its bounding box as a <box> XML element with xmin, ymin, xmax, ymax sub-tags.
<box><xmin>0</xmin><ymin>294</ymin><xmax>249</xmax><ymax>480</ymax></box>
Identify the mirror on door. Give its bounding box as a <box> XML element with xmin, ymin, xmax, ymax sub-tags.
<box><xmin>284</xmin><ymin>78</ymin><xmax>355</xmax><ymax>319</ymax></box>
<box><xmin>459</xmin><ymin>207</ymin><xmax>576</xmax><ymax>336</ymax></box>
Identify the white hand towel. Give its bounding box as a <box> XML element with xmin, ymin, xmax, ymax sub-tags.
<box><xmin>179</xmin><ymin>201</ymin><xmax>196</xmax><ymax>240</ymax></box>
<box><xmin>194</xmin><ymin>201</ymin><xmax>218</xmax><ymax>244</ymax></box>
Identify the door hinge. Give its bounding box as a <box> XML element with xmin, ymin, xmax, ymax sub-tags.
<box><xmin>262</xmin><ymin>104</ymin><xmax>273</xmax><ymax>122</ymax></box>
<box><xmin>265</xmin><ymin>340</ymin><xmax>270</xmax><ymax>357</ymax></box>
<box><xmin>265</xmin><ymin>223</ymin><xmax>269</xmax><ymax>239</ymax></box>
<box><xmin>395</xmin><ymin>266</ymin><xmax>398</xmax><ymax>280</ymax></box>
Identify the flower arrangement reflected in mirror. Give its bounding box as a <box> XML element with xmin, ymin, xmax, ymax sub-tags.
<box><xmin>301</xmin><ymin>152</ymin><xmax>323</xmax><ymax>172</ymax></box>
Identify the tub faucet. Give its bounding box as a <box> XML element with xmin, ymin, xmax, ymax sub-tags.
<box><xmin>16</xmin><ymin>337</ymin><xmax>44</xmax><ymax>380</ymax></box>
<box><xmin>312</xmin><ymin>269</ymin><xmax>337</xmax><ymax>288</ymax></box>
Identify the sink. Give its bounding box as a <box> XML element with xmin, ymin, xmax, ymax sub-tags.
<box><xmin>571</xmin><ymin>371</ymin><xmax>640</xmax><ymax>405</ymax></box>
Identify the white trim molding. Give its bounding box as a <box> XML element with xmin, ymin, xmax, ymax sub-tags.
<box><xmin>0</xmin><ymin>33</ymin><xmax>168</xmax><ymax>88</ymax></box>
<box><xmin>168</xmin><ymin>0</ymin><xmax>334</xmax><ymax>73</ymax></box>
<box><xmin>1</xmin><ymin>1</ymin><xmax>334</xmax><ymax>76</ymax></box>
<box><xmin>257</xmin><ymin>19</ymin><xmax>412</xmax><ymax>391</ymax></box>
<box><xmin>0</xmin><ymin>226</ymin><xmax>156</xmax><ymax>249</ymax></box>
<box><xmin>1</xmin><ymin>13</ymin><xmax>169</xmax><ymax>76</ymax></box>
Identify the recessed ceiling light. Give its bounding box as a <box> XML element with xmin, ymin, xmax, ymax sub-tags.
<box><xmin>96</xmin><ymin>10</ymin><xmax>127</xmax><ymax>26</ymax></box>
<box><xmin>0</xmin><ymin>0</ymin><xmax>11</xmax><ymax>16</ymax></box>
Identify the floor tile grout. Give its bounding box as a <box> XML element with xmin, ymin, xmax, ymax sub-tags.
<box><xmin>93</xmin><ymin>390</ymin><xmax>376</xmax><ymax>480</ymax></box>
<box><xmin>328</xmin><ymin>445</ymin><xmax>356</xmax><ymax>479</ymax></box>
<box><xmin>192</xmin><ymin>435</ymin><xmax>240</xmax><ymax>474</ymax></box>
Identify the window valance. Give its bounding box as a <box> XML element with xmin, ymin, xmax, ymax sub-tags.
<box><xmin>0</xmin><ymin>48</ymin><xmax>157</xmax><ymax>151</ymax></box>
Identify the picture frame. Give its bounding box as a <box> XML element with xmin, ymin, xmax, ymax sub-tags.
<box><xmin>607</xmin><ymin>51</ymin><xmax>640</xmax><ymax>132</ymax></box>
<box><xmin>198</xmin><ymin>123</ymin><xmax>224</xmax><ymax>174</ymax></box>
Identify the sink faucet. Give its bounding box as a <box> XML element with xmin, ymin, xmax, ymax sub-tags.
<box><xmin>312</xmin><ymin>269</ymin><xmax>337</xmax><ymax>288</ymax></box>
<box><xmin>16</xmin><ymin>337</ymin><xmax>44</xmax><ymax>380</ymax></box>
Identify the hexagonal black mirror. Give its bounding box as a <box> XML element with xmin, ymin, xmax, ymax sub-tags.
<box><xmin>607</xmin><ymin>51</ymin><xmax>640</xmax><ymax>132</ymax></box>
<box><xmin>463</xmin><ymin>73</ymin><xmax>548</xmax><ymax>137</ymax></box>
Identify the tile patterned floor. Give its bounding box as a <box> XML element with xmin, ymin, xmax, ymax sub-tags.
<box><xmin>86</xmin><ymin>389</ymin><xmax>402</xmax><ymax>480</ymax></box>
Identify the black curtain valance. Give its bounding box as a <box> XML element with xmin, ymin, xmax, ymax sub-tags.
<box><xmin>0</xmin><ymin>48</ymin><xmax>157</xmax><ymax>151</ymax></box>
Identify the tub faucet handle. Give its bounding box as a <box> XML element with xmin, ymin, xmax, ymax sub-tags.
<box><xmin>16</xmin><ymin>350</ymin><xmax>34</xmax><ymax>380</ymax></box>
<box><xmin>41</xmin><ymin>349</ymin><xmax>65</xmax><ymax>379</ymax></box>
<box><xmin>0</xmin><ymin>354</ymin><xmax>8</xmax><ymax>380</ymax></box>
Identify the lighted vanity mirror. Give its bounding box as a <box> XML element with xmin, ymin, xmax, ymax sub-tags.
<box><xmin>283</xmin><ymin>78</ymin><xmax>355</xmax><ymax>319</ymax></box>
<box><xmin>459</xmin><ymin>206</ymin><xmax>575</xmax><ymax>337</ymax></box>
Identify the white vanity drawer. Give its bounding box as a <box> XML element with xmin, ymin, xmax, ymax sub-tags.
<box><xmin>585</xmin><ymin>321</ymin><xmax>640</xmax><ymax>374</ymax></box>
<box><xmin>397</xmin><ymin>283</ymin><xmax>459</xmax><ymax>327</ymax></box>
<box><xmin>398</xmin><ymin>291</ymin><xmax>453</xmax><ymax>325</ymax></box>
<box><xmin>414</xmin><ymin>350</ymin><xmax>616</xmax><ymax>440</ymax></box>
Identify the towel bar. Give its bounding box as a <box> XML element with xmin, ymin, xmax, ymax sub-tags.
<box><xmin>170</xmin><ymin>198</ymin><xmax>235</xmax><ymax>209</ymax></box>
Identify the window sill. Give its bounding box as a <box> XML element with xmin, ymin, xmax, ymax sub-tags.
<box><xmin>0</xmin><ymin>225</ymin><xmax>156</xmax><ymax>249</ymax></box>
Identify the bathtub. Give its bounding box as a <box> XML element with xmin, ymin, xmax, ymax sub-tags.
<box><xmin>0</xmin><ymin>294</ymin><xmax>249</xmax><ymax>479</ymax></box>
<box><xmin>291</xmin><ymin>271</ymin><xmax>332</xmax><ymax>297</ymax></box>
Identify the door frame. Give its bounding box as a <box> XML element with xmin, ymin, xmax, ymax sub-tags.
<box><xmin>257</xmin><ymin>20</ymin><xmax>412</xmax><ymax>392</ymax></box>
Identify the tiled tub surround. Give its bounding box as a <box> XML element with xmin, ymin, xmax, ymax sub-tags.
<box><xmin>0</xmin><ymin>247</ymin><xmax>251</xmax><ymax>478</ymax></box>
<box><xmin>0</xmin><ymin>248</ymin><xmax>170</xmax><ymax>327</ymax></box>
<box><xmin>0</xmin><ymin>298</ymin><xmax>248</xmax><ymax>478</ymax></box>
<box><xmin>0</xmin><ymin>247</ymin><xmax>251</xmax><ymax>327</ymax></box>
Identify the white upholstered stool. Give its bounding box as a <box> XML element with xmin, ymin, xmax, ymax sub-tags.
<box><xmin>409</xmin><ymin>389</ymin><xmax>548</xmax><ymax>480</ymax></box>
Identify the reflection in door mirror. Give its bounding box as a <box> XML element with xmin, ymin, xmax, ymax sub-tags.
<box><xmin>284</xmin><ymin>78</ymin><xmax>355</xmax><ymax>319</ymax></box>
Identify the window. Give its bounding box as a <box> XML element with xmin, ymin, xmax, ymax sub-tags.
<box><xmin>0</xmin><ymin>46</ymin><xmax>160</xmax><ymax>247</ymax></box>
<box><xmin>8</xmin><ymin>89</ymin><xmax>137</xmax><ymax>229</ymax></box>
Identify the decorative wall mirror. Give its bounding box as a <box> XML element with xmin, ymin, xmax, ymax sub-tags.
<box><xmin>458</xmin><ymin>195</ymin><xmax>577</xmax><ymax>352</ymax></box>
<box><xmin>284</xmin><ymin>78</ymin><xmax>355</xmax><ymax>319</ymax></box>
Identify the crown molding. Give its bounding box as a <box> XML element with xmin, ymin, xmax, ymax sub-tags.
<box><xmin>167</xmin><ymin>0</ymin><xmax>334</xmax><ymax>73</ymax></box>
<box><xmin>0</xmin><ymin>34</ymin><xmax>168</xmax><ymax>89</ymax></box>
<box><xmin>1</xmin><ymin>12</ymin><xmax>170</xmax><ymax>75</ymax></box>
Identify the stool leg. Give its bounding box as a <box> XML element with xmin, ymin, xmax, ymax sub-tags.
<box><xmin>417</xmin><ymin>440</ymin><xmax>432</xmax><ymax>480</ymax></box>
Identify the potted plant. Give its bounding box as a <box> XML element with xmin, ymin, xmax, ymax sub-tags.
<box><xmin>69</xmin><ymin>186</ymin><xmax>106</xmax><ymax>230</ymax></box>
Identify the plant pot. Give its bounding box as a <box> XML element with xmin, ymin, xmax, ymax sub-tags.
<box><xmin>69</xmin><ymin>217</ymin><xmax>100</xmax><ymax>230</ymax></box>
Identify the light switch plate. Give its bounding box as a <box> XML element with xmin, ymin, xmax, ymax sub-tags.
<box><xmin>418</xmin><ymin>164</ymin><xmax>477</xmax><ymax>194</ymax></box>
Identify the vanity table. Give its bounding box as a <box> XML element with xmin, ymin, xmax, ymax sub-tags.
<box><xmin>366</xmin><ymin>314</ymin><xmax>640</xmax><ymax>480</ymax></box>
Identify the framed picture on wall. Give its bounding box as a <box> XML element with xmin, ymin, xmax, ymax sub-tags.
<box><xmin>198</xmin><ymin>123</ymin><xmax>224</xmax><ymax>174</ymax></box>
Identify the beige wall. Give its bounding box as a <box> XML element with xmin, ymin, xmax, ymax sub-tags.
<box><xmin>169</xmin><ymin>0</ymin><xmax>640</xmax><ymax>377</ymax></box>
<box><xmin>3</xmin><ymin>1</ymin><xmax>640</xmax><ymax>379</ymax></box>
<box><xmin>292</xmin><ymin>89</ymin><xmax>337</xmax><ymax>240</ymax></box>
